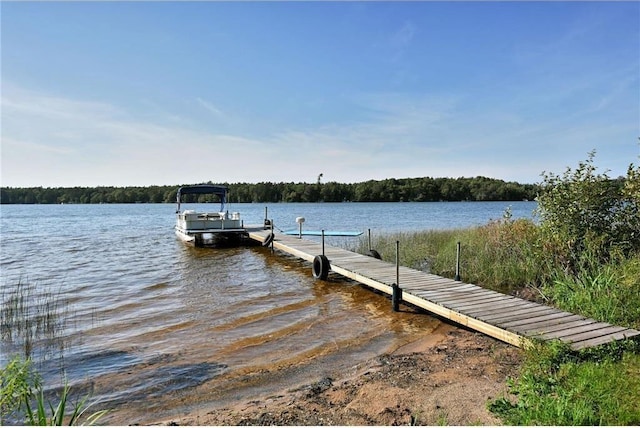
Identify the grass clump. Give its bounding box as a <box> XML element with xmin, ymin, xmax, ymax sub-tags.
<box><xmin>544</xmin><ymin>256</ymin><xmax>640</xmax><ymax>329</ymax></box>
<box><xmin>489</xmin><ymin>340</ymin><xmax>640</xmax><ymax>425</ymax></box>
<box><xmin>1</xmin><ymin>280</ymin><xmax>70</xmax><ymax>361</ymax></box>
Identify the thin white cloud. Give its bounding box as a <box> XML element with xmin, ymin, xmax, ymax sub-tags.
<box><xmin>196</xmin><ymin>97</ymin><xmax>225</xmax><ymax>118</ymax></box>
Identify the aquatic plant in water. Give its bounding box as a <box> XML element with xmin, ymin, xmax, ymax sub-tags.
<box><xmin>1</xmin><ymin>280</ymin><xmax>71</xmax><ymax>362</ymax></box>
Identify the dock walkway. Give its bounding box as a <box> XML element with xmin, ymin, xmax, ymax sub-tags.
<box><xmin>247</xmin><ymin>228</ymin><xmax>640</xmax><ymax>350</ymax></box>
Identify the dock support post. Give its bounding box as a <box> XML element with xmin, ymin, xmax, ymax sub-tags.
<box><xmin>455</xmin><ymin>241</ymin><xmax>461</xmax><ymax>281</ymax></box>
<box><xmin>392</xmin><ymin>283</ymin><xmax>402</xmax><ymax>312</ymax></box>
<box><xmin>264</xmin><ymin>207</ymin><xmax>270</xmax><ymax>229</ymax></box>
<box><xmin>271</xmin><ymin>220</ymin><xmax>275</xmax><ymax>251</ymax></box>
<box><xmin>392</xmin><ymin>240</ymin><xmax>402</xmax><ymax>311</ymax></box>
<box><xmin>395</xmin><ymin>240</ymin><xmax>400</xmax><ymax>287</ymax></box>
<box><xmin>322</xmin><ymin>229</ymin><xmax>325</xmax><ymax>256</ymax></box>
<box><xmin>368</xmin><ymin>229</ymin><xmax>372</xmax><ymax>251</ymax></box>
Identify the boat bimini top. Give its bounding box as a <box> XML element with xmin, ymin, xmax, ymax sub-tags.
<box><xmin>176</xmin><ymin>185</ymin><xmax>229</xmax><ymax>212</ymax></box>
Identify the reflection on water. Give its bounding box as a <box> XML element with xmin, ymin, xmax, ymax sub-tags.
<box><xmin>0</xmin><ymin>202</ymin><xmax>535</xmax><ymax>424</ymax></box>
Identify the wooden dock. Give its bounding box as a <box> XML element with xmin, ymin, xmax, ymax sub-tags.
<box><xmin>247</xmin><ymin>228</ymin><xmax>640</xmax><ymax>350</ymax></box>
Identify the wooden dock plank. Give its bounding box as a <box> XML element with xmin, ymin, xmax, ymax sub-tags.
<box><xmin>246</xmin><ymin>229</ymin><xmax>640</xmax><ymax>350</ymax></box>
<box><xmin>518</xmin><ymin>315</ymin><xmax>591</xmax><ymax>335</ymax></box>
<box><xmin>478</xmin><ymin>306</ymin><xmax>560</xmax><ymax>324</ymax></box>
<box><xmin>409</xmin><ymin>293</ymin><xmax>509</xmax><ymax>309</ymax></box>
<box><xmin>558</xmin><ymin>326</ymin><xmax>630</xmax><ymax>344</ymax></box>
<box><xmin>536</xmin><ymin>322</ymin><xmax>614</xmax><ymax>340</ymax></box>
<box><xmin>400</xmin><ymin>278</ymin><xmax>465</xmax><ymax>288</ymax></box>
<box><xmin>570</xmin><ymin>330</ymin><xmax>640</xmax><ymax>350</ymax></box>
<box><xmin>522</xmin><ymin>318</ymin><xmax>592</xmax><ymax>335</ymax></box>
<box><xmin>466</xmin><ymin>302</ymin><xmax>546</xmax><ymax>318</ymax></box>
<box><xmin>500</xmin><ymin>312</ymin><xmax>577</xmax><ymax>329</ymax></box>
<box><xmin>409</xmin><ymin>287</ymin><xmax>497</xmax><ymax>301</ymax></box>
<box><xmin>449</xmin><ymin>296</ymin><xmax>521</xmax><ymax>312</ymax></box>
<box><xmin>404</xmin><ymin>284</ymin><xmax>482</xmax><ymax>295</ymax></box>
<box><xmin>445</xmin><ymin>296</ymin><xmax>519</xmax><ymax>310</ymax></box>
<box><xmin>430</xmin><ymin>293</ymin><xmax>519</xmax><ymax>308</ymax></box>
<box><xmin>461</xmin><ymin>299</ymin><xmax>540</xmax><ymax>315</ymax></box>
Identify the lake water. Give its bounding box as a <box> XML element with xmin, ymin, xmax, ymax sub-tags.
<box><xmin>0</xmin><ymin>201</ymin><xmax>536</xmax><ymax>424</ymax></box>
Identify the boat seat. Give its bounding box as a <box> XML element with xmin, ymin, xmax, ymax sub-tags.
<box><xmin>197</xmin><ymin>212</ymin><xmax>225</xmax><ymax>219</ymax></box>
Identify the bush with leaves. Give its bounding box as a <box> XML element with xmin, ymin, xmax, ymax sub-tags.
<box><xmin>536</xmin><ymin>150</ymin><xmax>640</xmax><ymax>274</ymax></box>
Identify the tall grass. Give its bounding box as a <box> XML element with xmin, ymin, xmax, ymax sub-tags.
<box><xmin>545</xmin><ymin>257</ymin><xmax>640</xmax><ymax>329</ymax></box>
<box><xmin>1</xmin><ymin>280</ymin><xmax>70</xmax><ymax>361</ymax></box>
<box><xmin>355</xmin><ymin>217</ymin><xmax>544</xmax><ymax>295</ymax></box>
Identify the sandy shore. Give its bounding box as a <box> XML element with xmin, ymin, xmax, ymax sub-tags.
<box><xmin>157</xmin><ymin>323</ymin><xmax>522</xmax><ymax>426</ymax></box>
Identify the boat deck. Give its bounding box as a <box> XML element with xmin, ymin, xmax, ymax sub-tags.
<box><xmin>246</xmin><ymin>227</ymin><xmax>640</xmax><ymax>350</ymax></box>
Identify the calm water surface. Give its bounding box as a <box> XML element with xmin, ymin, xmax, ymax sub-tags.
<box><xmin>0</xmin><ymin>201</ymin><xmax>536</xmax><ymax>424</ymax></box>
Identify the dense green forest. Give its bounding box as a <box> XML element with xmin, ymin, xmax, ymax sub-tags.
<box><xmin>1</xmin><ymin>176</ymin><xmax>540</xmax><ymax>204</ymax></box>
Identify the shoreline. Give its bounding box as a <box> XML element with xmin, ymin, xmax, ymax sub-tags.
<box><xmin>156</xmin><ymin>323</ymin><xmax>522</xmax><ymax>426</ymax></box>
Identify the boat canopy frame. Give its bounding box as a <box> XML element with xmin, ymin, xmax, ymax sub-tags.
<box><xmin>176</xmin><ymin>185</ymin><xmax>229</xmax><ymax>212</ymax></box>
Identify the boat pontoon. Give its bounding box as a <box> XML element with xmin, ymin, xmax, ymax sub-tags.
<box><xmin>175</xmin><ymin>185</ymin><xmax>246</xmax><ymax>246</ymax></box>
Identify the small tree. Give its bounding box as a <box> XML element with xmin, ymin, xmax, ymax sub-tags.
<box><xmin>536</xmin><ymin>150</ymin><xmax>640</xmax><ymax>273</ymax></box>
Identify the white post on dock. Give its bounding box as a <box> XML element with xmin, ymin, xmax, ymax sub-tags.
<box><xmin>296</xmin><ymin>217</ymin><xmax>305</xmax><ymax>239</ymax></box>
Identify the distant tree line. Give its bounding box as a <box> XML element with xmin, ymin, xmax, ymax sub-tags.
<box><xmin>0</xmin><ymin>176</ymin><xmax>542</xmax><ymax>204</ymax></box>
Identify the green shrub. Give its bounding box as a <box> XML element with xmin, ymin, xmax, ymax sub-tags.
<box><xmin>536</xmin><ymin>150</ymin><xmax>640</xmax><ymax>274</ymax></box>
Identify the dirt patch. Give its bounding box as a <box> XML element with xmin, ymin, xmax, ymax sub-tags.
<box><xmin>159</xmin><ymin>323</ymin><xmax>522</xmax><ymax>426</ymax></box>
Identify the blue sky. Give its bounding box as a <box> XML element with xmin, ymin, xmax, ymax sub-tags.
<box><xmin>2</xmin><ymin>1</ymin><xmax>639</xmax><ymax>187</ymax></box>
